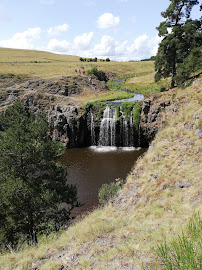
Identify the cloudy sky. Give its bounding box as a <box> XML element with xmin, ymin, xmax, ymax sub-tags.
<box><xmin>0</xmin><ymin>0</ymin><xmax>201</xmax><ymax>61</ymax></box>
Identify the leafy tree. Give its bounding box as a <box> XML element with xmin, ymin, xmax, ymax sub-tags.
<box><xmin>106</xmin><ymin>58</ymin><xmax>110</xmax><ymax>62</ymax></box>
<box><xmin>0</xmin><ymin>101</ymin><xmax>78</xmax><ymax>248</ymax></box>
<box><xmin>155</xmin><ymin>0</ymin><xmax>201</xmax><ymax>88</ymax></box>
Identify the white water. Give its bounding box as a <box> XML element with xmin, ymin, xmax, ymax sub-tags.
<box><xmin>129</xmin><ymin>110</ymin><xmax>134</xmax><ymax>147</ymax></box>
<box><xmin>120</xmin><ymin>110</ymin><xmax>129</xmax><ymax>147</ymax></box>
<box><xmin>90</xmin><ymin>112</ymin><xmax>96</xmax><ymax>145</ymax></box>
<box><xmin>90</xmin><ymin>146</ymin><xmax>141</xmax><ymax>152</ymax></box>
<box><xmin>99</xmin><ymin>105</ymin><xmax>116</xmax><ymax>146</ymax></box>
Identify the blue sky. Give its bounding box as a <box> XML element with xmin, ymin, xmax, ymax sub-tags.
<box><xmin>0</xmin><ymin>0</ymin><xmax>201</xmax><ymax>61</ymax></box>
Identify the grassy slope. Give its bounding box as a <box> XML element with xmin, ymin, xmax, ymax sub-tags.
<box><xmin>0</xmin><ymin>48</ymin><xmax>154</xmax><ymax>78</ymax></box>
<box><xmin>0</xmin><ymin>77</ymin><xmax>201</xmax><ymax>269</ymax></box>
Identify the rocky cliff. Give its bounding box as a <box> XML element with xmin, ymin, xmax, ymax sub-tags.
<box><xmin>0</xmin><ymin>73</ymin><xmax>184</xmax><ymax>149</ymax></box>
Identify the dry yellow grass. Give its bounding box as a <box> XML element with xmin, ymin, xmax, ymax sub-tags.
<box><xmin>0</xmin><ymin>48</ymin><xmax>154</xmax><ymax>78</ymax></box>
<box><xmin>127</xmin><ymin>72</ymin><xmax>156</xmax><ymax>84</ymax></box>
<box><xmin>0</xmin><ymin>78</ymin><xmax>201</xmax><ymax>269</ymax></box>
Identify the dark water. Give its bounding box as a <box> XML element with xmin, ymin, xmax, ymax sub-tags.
<box><xmin>59</xmin><ymin>146</ymin><xmax>146</xmax><ymax>214</ymax></box>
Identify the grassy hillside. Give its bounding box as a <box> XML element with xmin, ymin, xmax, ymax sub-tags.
<box><xmin>0</xmin><ymin>77</ymin><xmax>201</xmax><ymax>269</ymax></box>
<box><xmin>0</xmin><ymin>48</ymin><xmax>154</xmax><ymax>78</ymax></box>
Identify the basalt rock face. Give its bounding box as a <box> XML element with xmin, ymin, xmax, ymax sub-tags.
<box><xmin>47</xmin><ymin>104</ymin><xmax>90</xmax><ymax>148</ymax></box>
<box><xmin>0</xmin><ymin>74</ymin><xmax>175</xmax><ymax>149</ymax></box>
<box><xmin>46</xmin><ymin>103</ymin><xmax>143</xmax><ymax>148</ymax></box>
<box><xmin>40</xmin><ymin>96</ymin><xmax>174</xmax><ymax>148</ymax></box>
<box><xmin>0</xmin><ymin>94</ymin><xmax>173</xmax><ymax>149</ymax></box>
<box><xmin>140</xmin><ymin>98</ymin><xmax>172</xmax><ymax>146</ymax></box>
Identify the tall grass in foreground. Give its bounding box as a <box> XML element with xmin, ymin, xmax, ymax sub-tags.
<box><xmin>145</xmin><ymin>213</ymin><xmax>202</xmax><ymax>269</ymax></box>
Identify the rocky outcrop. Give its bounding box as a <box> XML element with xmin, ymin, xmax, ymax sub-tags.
<box><xmin>0</xmin><ymin>74</ymin><xmax>179</xmax><ymax>149</ymax></box>
<box><xmin>48</xmin><ymin>104</ymin><xmax>90</xmax><ymax>148</ymax></box>
<box><xmin>140</xmin><ymin>98</ymin><xmax>172</xmax><ymax>146</ymax></box>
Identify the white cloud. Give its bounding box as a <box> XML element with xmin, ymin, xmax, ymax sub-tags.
<box><xmin>0</xmin><ymin>27</ymin><xmax>161</xmax><ymax>62</ymax></box>
<box><xmin>127</xmin><ymin>34</ymin><xmax>161</xmax><ymax>61</ymax></box>
<box><xmin>88</xmin><ymin>34</ymin><xmax>161</xmax><ymax>61</ymax></box>
<box><xmin>47</xmin><ymin>38</ymin><xmax>72</xmax><ymax>53</ymax></box>
<box><xmin>47</xmin><ymin>24</ymin><xmax>70</xmax><ymax>36</ymax></box>
<box><xmin>97</xmin><ymin>13</ymin><xmax>120</xmax><ymax>30</ymax></box>
<box><xmin>74</xmin><ymin>32</ymin><xmax>93</xmax><ymax>50</ymax></box>
<box><xmin>93</xmin><ymin>35</ymin><xmax>115</xmax><ymax>56</ymax></box>
<box><xmin>46</xmin><ymin>33</ymin><xmax>161</xmax><ymax>61</ymax></box>
<box><xmin>0</xmin><ymin>27</ymin><xmax>41</xmax><ymax>49</ymax></box>
<box><xmin>40</xmin><ymin>0</ymin><xmax>55</xmax><ymax>5</ymax></box>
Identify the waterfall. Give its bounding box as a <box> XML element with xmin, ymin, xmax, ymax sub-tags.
<box><xmin>90</xmin><ymin>112</ymin><xmax>96</xmax><ymax>145</ymax></box>
<box><xmin>121</xmin><ymin>113</ymin><xmax>129</xmax><ymax>147</ymax></box>
<box><xmin>99</xmin><ymin>105</ymin><xmax>116</xmax><ymax>146</ymax></box>
<box><xmin>129</xmin><ymin>111</ymin><xmax>134</xmax><ymax>146</ymax></box>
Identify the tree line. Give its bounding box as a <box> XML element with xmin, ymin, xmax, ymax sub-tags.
<box><xmin>79</xmin><ymin>57</ymin><xmax>110</xmax><ymax>62</ymax></box>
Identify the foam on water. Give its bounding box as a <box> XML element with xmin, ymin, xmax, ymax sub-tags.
<box><xmin>89</xmin><ymin>146</ymin><xmax>140</xmax><ymax>152</ymax></box>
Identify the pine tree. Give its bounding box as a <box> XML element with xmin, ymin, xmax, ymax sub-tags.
<box><xmin>0</xmin><ymin>101</ymin><xmax>78</xmax><ymax>248</ymax></box>
<box><xmin>155</xmin><ymin>0</ymin><xmax>201</xmax><ymax>88</ymax></box>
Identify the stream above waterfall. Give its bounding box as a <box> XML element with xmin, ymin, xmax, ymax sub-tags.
<box><xmin>59</xmin><ymin>147</ymin><xmax>147</xmax><ymax>215</ymax></box>
<box><xmin>109</xmin><ymin>92</ymin><xmax>144</xmax><ymax>104</ymax></box>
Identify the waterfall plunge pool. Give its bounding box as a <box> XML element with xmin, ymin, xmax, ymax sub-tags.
<box><xmin>59</xmin><ymin>146</ymin><xmax>147</xmax><ymax>215</ymax></box>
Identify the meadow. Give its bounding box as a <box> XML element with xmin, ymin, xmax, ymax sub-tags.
<box><xmin>0</xmin><ymin>48</ymin><xmax>154</xmax><ymax>78</ymax></box>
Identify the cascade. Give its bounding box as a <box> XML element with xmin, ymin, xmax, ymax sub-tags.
<box><xmin>121</xmin><ymin>112</ymin><xmax>129</xmax><ymax>147</ymax></box>
<box><xmin>90</xmin><ymin>112</ymin><xmax>96</xmax><ymax>145</ymax></box>
<box><xmin>129</xmin><ymin>111</ymin><xmax>134</xmax><ymax>146</ymax></box>
<box><xmin>98</xmin><ymin>105</ymin><xmax>116</xmax><ymax>146</ymax></box>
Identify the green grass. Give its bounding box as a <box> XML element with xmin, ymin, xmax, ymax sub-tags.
<box><xmin>80</xmin><ymin>90</ymin><xmax>134</xmax><ymax>105</ymax></box>
<box><xmin>120</xmin><ymin>102</ymin><xmax>135</xmax><ymax>119</ymax></box>
<box><xmin>146</xmin><ymin>213</ymin><xmax>202</xmax><ymax>270</ymax></box>
<box><xmin>133</xmin><ymin>103</ymin><xmax>142</xmax><ymax>128</ymax></box>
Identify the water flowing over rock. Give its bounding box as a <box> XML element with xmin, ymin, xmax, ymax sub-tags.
<box><xmin>98</xmin><ymin>105</ymin><xmax>116</xmax><ymax>146</ymax></box>
<box><xmin>90</xmin><ymin>112</ymin><xmax>96</xmax><ymax>146</ymax></box>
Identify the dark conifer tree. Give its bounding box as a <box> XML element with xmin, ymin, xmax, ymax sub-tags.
<box><xmin>155</xmin><ymin>0</ymin><xmax>201</xmax><ymax>88</ymax></box>
<box><xmin>0</xmin><ymin>101</ymin><xmax>78</xmax><ymax>248</ymax></box>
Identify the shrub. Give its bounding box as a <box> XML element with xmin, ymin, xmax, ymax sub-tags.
<box><xmin>98</xmin><ymin>179</ymin><xmax>124</xmax><ymax>204</ymax></box>
<box><xmin>87</xmin><ymin>66</ymin><xmax>99</xmax><ymax>76</ymax></box>
<box><xmin>121</xmin><ymin>102</ymin><xmax>135</xmax><ymax>120</ymax></box>
<box><xmin>145</xmin><ymin>213</ymin><xmax>202</xmax><ymax>269</ymax></box>
<box><xmin>106</xmin><ymin>58</ymin><xmax>110</xmax><ymax>62</ymax></box>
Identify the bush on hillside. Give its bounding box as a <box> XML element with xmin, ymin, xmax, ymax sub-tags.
<box><xmin>87</xmin><ymin>66</ymin><xmax>99</xmax><ymax>76</ymax></box>
<box><xmin>145</xmin><ymin>213</ymin><xmax>202</xmax><ymax>269</ymax></box>
<box><xmin>98</xmin><ymin>179</ymin><xmax>124</xmax><ymax>204</ymax></box>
